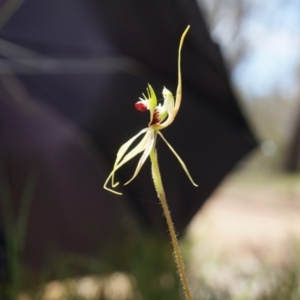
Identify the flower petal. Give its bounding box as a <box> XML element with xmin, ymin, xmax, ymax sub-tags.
<box><xmin>147</xmin><ymin>84</ymin><xmax>157</xmax><ymax>126</ymax></box>
<box><xmin>150</xmin><ymin>25</ymin><xmax>190</xmax><ymax>130</ymax></box>
<box><xmin>113</xmin><ymin>129</ymin><xmax>151</xmax><ymax>172</ymax></box>
<box><xmin>162</xmin><ymin>87</ymin><xmax>175</xmax><ymax>117</ymax></box>
<box><xmin>157</xmin><ymin>131</ymin><xmax>198</xmax><ymax>187</ymax></box>
<box><xmin>104</xmin><ymin>128</ymin><xmax>148</xmax><ymax>194</ymax></box>
<box><xmin>113</xmin><ymin>128</ymin><xmax>148</xmax><ymax>169</ymax></box>
<box><xmin>124</xmin><ymin>129</ymin><xmax>156</xmax><ymax>185</ymax></box>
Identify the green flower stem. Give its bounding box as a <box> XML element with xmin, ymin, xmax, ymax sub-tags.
<box><xmin>150</xmin><ymin>145</ymin><xmax>193</xmax><ymax>300</ymax></box>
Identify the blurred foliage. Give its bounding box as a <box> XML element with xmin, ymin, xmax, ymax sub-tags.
<box><xmin>11</xmin><ymin>231</ymin><xmax>300</xmax><ymax>300</ymax></box>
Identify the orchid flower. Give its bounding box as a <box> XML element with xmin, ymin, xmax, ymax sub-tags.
<box><xmin>104</xmin><ymin>26</ymin><xmax>197</xmax><ymax>195</ymax></box>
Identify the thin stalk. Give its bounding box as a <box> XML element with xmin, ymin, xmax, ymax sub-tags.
<box><xmin>150</xmin><ymin>146</ymin><xmax>193</xmax><ymax>300</ymax></box>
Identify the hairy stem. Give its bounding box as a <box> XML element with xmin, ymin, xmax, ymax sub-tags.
<box><xmin>150</xmin><ymin>147</ymin><xmax>193</xmax><ymax>300</ymax></box>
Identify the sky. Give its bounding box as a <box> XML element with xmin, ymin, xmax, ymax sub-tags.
<box><xmin>234</xmin><ymin>0</ymin><xmax>300</xmax><ymax>98</ymax></box>
<box><xmin>202</xmin><ymin>0</ymin><xmax>300</xmax><ymax>99</ymax></box>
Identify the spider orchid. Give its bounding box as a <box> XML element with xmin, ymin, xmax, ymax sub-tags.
<box><xmin>104</xmin><ymin>26</ymin><xmax>197</xmax><ymax>195</ymax></box>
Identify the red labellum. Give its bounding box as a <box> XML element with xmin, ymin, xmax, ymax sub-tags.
<box><xmin>150</xmin><ymin>109</ymin><xmax>160</xmax><ymax>125</ymax></box>
<box><xmin>135</xmin><ymin>101</ymin><xmax>148</xmax><ymax>112</ymax></box>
